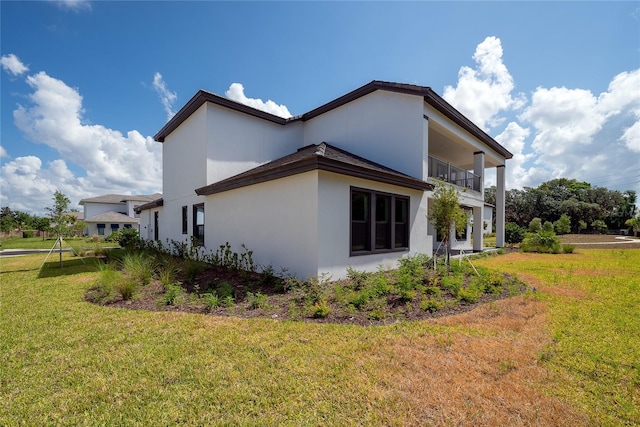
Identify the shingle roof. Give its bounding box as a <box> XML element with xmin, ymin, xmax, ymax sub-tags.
<box><xmin>153</xmin><ymin>80</ymin><xmax>512</xmax><ymax>160</ymax></box>
<box><xmin>195</xmin><ymin>143</ymin><xmax>433</xmax><ymax>196</ymax></box>
<box><xmin>83</xmin><ymin>212</ymin><xmax>140</xmax><ymax>223</ymax></box>
<box><xmin>79</xmin><ymin>193</ymin><xmax>162</xmax><ymax>205</ymax></box>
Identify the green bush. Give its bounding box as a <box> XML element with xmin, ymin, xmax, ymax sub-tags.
<box><xmin>163</xmin><ymin>283</ymin><xmax>184</xmax><ymax>306</ymax></box>
<box><xmin>554</xmin><ymin>214</ymin><xmax>572</xmax><ymax>235</ymax></box>
<box><xmin>115</xmin><ymin>278</ymin><xmax>138</xmax><ymax>301</ymax></box>
<box><xmin>311</xmin><ymin>299</ymin><xmax>331</xmax><ymax>318</ymax></box>
<box><xmin>201</xmin><ymin>293</ymin><xmax>220</xmax><ymax>311</ymax></box>
<box><xmin>246</xmin><ymin>292</ymin><xmax>268</xmax><ymax>310</ymax></box>
<box><xmin>122</xmin><ymin>252</ymin><xmax>155</xmax><ymax>285</ymax></box>
<box><xmin>458</xmin><ymin>286</ymin><xmax>481</xmax><ymax>303</ymax></box>
<box><xmin>529</xmin><ymin>217</ymin><xmax>542</xmax><ymax>233</ymax></box>
<box><xmin>22</xmin><ymin>231</ymin><xmax>34</xmax><ymax>238</ymax></box>
<box><xmin>440</xmin><ymin>275</ymin><xmax>463</xmax><ymax>297</ymax></box>
<box><xmin>505</xmin><ymin>222</ymin><xmax>526</xmax><ymax>244</ymax></box>
<box><xmin>421</xmin><ymin>297</ymin><xmax>443</xmax><ymax>313</ymax></box>
<box><xmin>562</xmin><ymin>244</ymin><xmax>576</xmax><ymax>254</ymax></box>
<box><xmin>216</xmin><ymin>281</ymin><xmax>235</xmax><ymax>300</ymax></box>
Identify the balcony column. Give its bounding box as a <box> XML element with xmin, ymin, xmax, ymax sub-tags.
<box><xmin>474</xmin><ymin>151</ymin><xmax>485</xmax><ymax>193</ymax></box>
<box><xmin>496</xmin><ymin>165</ymin><xmax>506</xmax><ymax>247</ymax></box>
<box><xmin>472</xmin><ymin>205</ymin><xmax>483</xmax><ymax>252</ymax></box>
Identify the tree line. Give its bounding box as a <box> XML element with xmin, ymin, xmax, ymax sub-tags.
<box><xmin>1</xmin><ymin>191</ymin><xmax>84</xmax><ymax>237</ymax></box>
<box><xmin>484</xmin><ymin>178</ymin><xmax>638</xmax><ymax>235</ymax></box>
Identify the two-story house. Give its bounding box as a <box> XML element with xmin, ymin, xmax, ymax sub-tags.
<box><xmin>79</xmin><ymin>193</ymin><xmax>161</xmax><ymax>238</ymax></box>
<box><xmin>137</xmin><ymin>81</ymin><xmax>511</xmax><ymax>279</ymax></box>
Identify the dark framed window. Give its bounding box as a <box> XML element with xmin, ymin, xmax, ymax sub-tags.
<box><xmin>124</xmin><ymin>224</ymin><xmax>132</xmax><ymax>229</ymax></box>
<box><xmin>350</xmin><ymin>188</ymin><xmax>409</xmax><ymax>255</ymax></box>
<box><xmin>182</xmin><ymin>206</ymin><xmax>188</xmax><ymax>234</ymax></box>
<box><xmin>97</xmin><ymin>223</ymin><xmax>105</xmax><ymax>236</ymax></box>
<box><xmin>193</xmin><ymin>203</ymin><xmax>204</xmax><ymax>246</ymax></box>
<box><xmin>111</xmin><ymin>224</ymin><xmax>119</xmax><ymax>230</ymax></box>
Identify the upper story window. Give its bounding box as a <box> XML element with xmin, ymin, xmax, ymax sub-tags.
<box><xmin>351</xmin><ymin>187</ymin><xmax>409</xmax><ymax>255</ymax></box>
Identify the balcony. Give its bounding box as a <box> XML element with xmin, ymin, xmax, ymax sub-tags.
<box><xmin>428</xmin><ymin>156</ymin><xmax>481</xmax><ymax>192</ymax></box>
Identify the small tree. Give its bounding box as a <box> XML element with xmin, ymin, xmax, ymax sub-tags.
<box><xmin>429</xmin><ymin>181</ymin><xmax>467</xmax><ymax>272</ymax></box>
<box><xmin>578</xmin><ymin>219</ymin><xmax>587</xmax><ymax>234</ymax></box>
<box><xmin>529</xmin><ymin>217</ymin><xmax>542</xmax><ymax>233</ymax></box>
<box><xmin>625</xmin><ymin>216</ymin><xmax>640</xmax><ymax>237</ymax></box>
<box><xmin>591</xmin><ymin>219</ymin><xmax>608</xmax><ymax>234</ymax></box>
<box><xmin>554</xmin><ymin>214</ymin><xmax>571</xmax><ymax>235</ymax></box>
<box><xmin>46</xmin><ymin>191</ymin><xmax>74</xmax><ymax>267</ymax></box>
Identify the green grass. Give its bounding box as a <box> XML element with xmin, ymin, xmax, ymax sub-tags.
<box><xmin>477</xmin><ymin>249</ymin><xmax>640</xmax><ymax>426</ymax></box>
<box><xmin>0</xmin><ymin>236</ymin><xmax>115</xmax><ymax>251</ymax></box>
<box><xmin>1</xmin><ymin>250</ymin><xmax>638</xmax><ymax>425</ymax></box>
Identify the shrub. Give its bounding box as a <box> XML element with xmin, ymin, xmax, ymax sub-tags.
<box><xmin>246</xmin><ymin>292</ymin><xmax>268</xmax><ymax>310</ymax></box>
<box><xmin>554</xmin><ymin>214</ymin><xmax>572</xmax><ymax>235</ymax></box>
<box><xmin>440</xmin><ymin>275</ymin><xmax>463</xmax><ymax>297</ymax></box>
<box><xmin>542</xmin><ymin>221</ymin><xmax>554</xmax><ymax>232</ymax></box>
<box><xmin>163</xmin><ymin>283</ymin><xmax>184</xmax><ymax>305</ymax></box>
<box><xmin>522</xmin><ymin>230</ymin><xmax>561</xmax><ymax>253</ymax></box>
<box><xmin>505</xmin><ymin>222</ymin><xmax>525</xmax><ymax>244</ymax></box>
<box><xmin>184</xmin><ymin>259</ymin><xmax>206</xmax><ymax>282</ymax></box>
<box><xmin>529</xmin><ymin>217</ymin><xmax>542</xmax><ymax>233</ymax></box>
<box><xmin>216</xmin><ymin>281</ymin><xmax>235</xmax><ymax>300</ymax></box>
<box><xmin>115</xmin><ymin>278</ymin><xmax>138</xmax><ymax>301</ymax></box>
<box><xmin>346</xmin><ymin>266</ymin><xmax>370</xmax><ymax>288</ymax></box>
<box><xmin>458</xmin><ymin>286</ymin><xmax>481</xmax><ymax>303</ymax></box>
<box><xmin>311</xmin><ymin>299</ymin><xmax>331</xmax><ymax>318</ymax></box>
<box><xmin>562</xmin><ymin>244</ymin><xmax>575</xmax><ymax>254</ymax></box>
<box><xmin>421</xmin><ymin>297</ymin><xmax>443</xmax><ymax>313</ymax></box>
<box><xmin>113</xmin><ymin>228</ymin><xmax>140</xmax><ymax>249</ymax></box>
<box><xmin>201</xmin><ymin>293</ymin><xmax>220</xmax><ymax>311</ymax></box>
<box><xmin>122</xmin><ymin>252</ymin><xmax>155</xmax><ymax>285</ymax></box>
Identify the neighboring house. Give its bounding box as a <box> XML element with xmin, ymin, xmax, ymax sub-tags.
<box><xmin>79</xmin><ymin>194</ymin><xmax>161</xmax><ymax>238</ymax></box>
<box><xmin>137</xmin><ymin>80</ymin><xmax>512</xmax><ymax>279</ymax></box>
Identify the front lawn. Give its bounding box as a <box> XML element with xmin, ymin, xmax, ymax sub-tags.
<box><xmin>1</xmin><ymin>249</ymin><xmax>637</xmax><ymax>425</ymax></box>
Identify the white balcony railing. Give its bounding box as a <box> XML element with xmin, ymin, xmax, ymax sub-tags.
<box><xmin>428</xmin><ymin>156</ymin><xmax>481</xmax><ymax>192</ymax></box>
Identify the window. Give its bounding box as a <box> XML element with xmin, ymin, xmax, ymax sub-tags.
<box><xmin>351</xmin><ymin>188</ymin><xmax>409</xmax><ymax>255</ymax></box>
<box><xmin>111</xmin><ymin>224</ymin><xmax>119</xmax><ymax>231</ymax></box>
<box><xmin>193</xmin><ymin>204</ymin><xmax>204</xmax><ymax>246</ymax></box>
<box><xmin>97</xmin><ymin>223</ymin><xmax>105</xmax><ymax>236</ymax></box>
<box><xmin>124</xmin><ymin>224</ymin><xmax>132</xmax><ymax>229</ymax></box>
<box><xmin>182</xmin><ymin>206</ymin><xmax>188</xmax><ymax>234</ymax></box>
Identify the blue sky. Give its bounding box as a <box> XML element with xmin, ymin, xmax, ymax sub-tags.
<box><xmin>1</xmin><ymin>1</ymin><xmax>639</xmax><ymax>214</ymax></box>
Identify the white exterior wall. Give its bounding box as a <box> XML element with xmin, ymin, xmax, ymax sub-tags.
<box><xmin>161</xmin><ymin>104</ymin><xmax>209</xmax><ymax>246</ymax></box>
<box><xmin>316</xmin><ymin>171</ymin><xmax>431</xmax><ymax>279</ymax></box>
<box><xmin>303</xmin><ymin>91</ymin><xmax>425</xmax><ymax>179</ymax></box>
<box><xmin>206</xmin><ymin>104</ymin><xmax>303</xmax><ymax>184</ymax></box>
<box><xmin>84</xmin><ymin>203</ymin><xmax>126</xmax><ymax>218</ymax></box>
<box><xmin>203</xmin><ymin>171</ymin><xmax>319</xmax><ymax>279</ymax></box>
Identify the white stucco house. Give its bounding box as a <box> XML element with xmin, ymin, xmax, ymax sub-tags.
<box><xmin>79</xmin><ymin>194</ymin><xmax>161</xmax><ymax>238</ymax></box>
<box><xmin>137</xmin><ymin>81</ymin><xmax>511</xmax><ymax>279</ymax></box>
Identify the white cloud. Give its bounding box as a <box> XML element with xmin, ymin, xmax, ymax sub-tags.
<box><xmin>620</xmin><ymin>109</ymin><xmax>640</xmax><ymax>153</ymax></box>
<box><xmin>519</xmin><ymin>69</ymin><xmax>640</xmax><ymax>189</ymax></box>
<box><xmin>49</xmin><ymin>0</ymin><xmax>92</xmax><ymax>12</ymax></box>
<box><xmin>0</xmin><ymin>146</ymin><xmax>7</xmax><ymax>158</ymax></box>
<box><xmin>445</xmin><ymin>38</ymin><xmax>639</xmax><ymax>197</ymax></box>
<box><xmin>3</xmin><ymin>71</ymin><xmax>162</xmax><ymax>213</ymax></box>
<box><xmin>1</xmin><ymin>54</ymin><xmax>29</xmax><ymax>76</ymax></box>
<box><xmin>152</xmin><ymin>72</ymin><xmax>177</xmax><ymax>121</ymax></box>
<box><xmin>225</xmin><ymin>83</ymin><xmax>292</xmax><ymax>118</ymax></box>
<box><xmin>443</xmin><ymin>36</ymin><xmax>525</xmax><ymax>131</ymax></box>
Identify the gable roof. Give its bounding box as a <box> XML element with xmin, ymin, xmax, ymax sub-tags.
<box><xmin>153</xmin><ymin>80</ymin><xmax>512</xmax><ymax>160</ymax></box>
<box><xmin>79</xmin><ymin>193</ymin><xmax>162</xmax><ymax>205</ymax></box>
<box><xmin>195</xmin><ymin>142</ymin><xmax>433</xmax><ymax>196</ymax></box>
